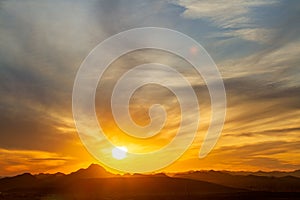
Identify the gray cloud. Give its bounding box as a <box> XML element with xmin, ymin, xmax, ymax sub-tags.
<box><xmin>171</xmin><ymin>0</ymin><xmax>279</xmax><ymax>42</ymax></box>
<box><xmin>0</xmin><ymin>0</ymin><xmax>299</xmax><ymax>174</ymax></box>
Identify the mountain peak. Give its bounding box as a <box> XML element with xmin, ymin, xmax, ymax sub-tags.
<box><xmin>87</xmin><ymin>163</ymin><xmax>104</xmax><ymax>170</ymax></box>
<box><xmin>14</xmin><ymin>172</ymin><xmax>35</xmax><ymax>180</ymax></box>
<box><xmin>68</xmin><ymin>164</ymin><xmax>115</xmax><ymax>178</ymax></box>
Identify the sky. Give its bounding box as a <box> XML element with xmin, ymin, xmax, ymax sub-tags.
<box><xmin>0</xmin><ymin>0</ymin><xmax>300</xmax><ymax>176</ymax></box>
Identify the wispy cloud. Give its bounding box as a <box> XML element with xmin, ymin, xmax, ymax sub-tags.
<box><xmin>224</xmin><ymin>127</ymin><xmax>300</xmax><ymax>138</ymax></box>
<box><xmin>0</xmin><ymin>148</ymin><xmax>74</xmax><ymax>176</ymax></box>
<box><xmin>171</xmin><ymin>0</ymin><xmax>279</xmax><ymax>42</ymax></box>
<box><xmin>220</xmin><ymin>40</ymin><xmax>300</xmax><ymax>87</ymax></box>
<box><xmin>0</xmin><ymin>0</ymin><xmax>299</xmax><ymax>174</ymax></box>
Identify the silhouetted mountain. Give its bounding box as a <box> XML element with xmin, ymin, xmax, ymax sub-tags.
<box><xmin>0</xmin><ymin>173</ymin><xmax>39</xmax><ymax>191</ymax></box>
<box><xmin>175</xmin><ymin>170</ymin><xmax>300</xmax><ymax>192</ymax></box>
<box><xmin>35</xmin><ymin>172</ymin><xmax>65</xmax><ymax>180</ymax></box>
<box><xmin>67</xmin><ymin>164</ymin><xmax>116</xmax><ymax>179</ymax></box>
<box><xmin>1</xmin><ymin>165</ymin><xmax>300</xmax><ymax>200</ymax></box>
<box><xmin>227</xmin><ymin>169</ymin><xmax>300</xmax><ymax>178</ymax></box>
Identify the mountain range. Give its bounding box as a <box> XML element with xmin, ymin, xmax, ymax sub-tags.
<box><xmin>1</xmin><ymin>164</ymin><xmax>300</xmax><ymax>200</ymax></box>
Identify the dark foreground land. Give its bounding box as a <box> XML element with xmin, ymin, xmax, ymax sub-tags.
<box><xmin>1</xmin><ymin>191</ymin><xmax>300</xmax><ymax>200</ymax></box>
<box><xmin>1</xmin><ymin>164</ymin><xmax>300</xmax><ymax>200</ymax></box>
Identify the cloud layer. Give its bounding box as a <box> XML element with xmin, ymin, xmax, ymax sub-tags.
<box><xmin>0</xmin><ymin>0</ymin><xmax>299</xmax><ymax>175</ymax></box>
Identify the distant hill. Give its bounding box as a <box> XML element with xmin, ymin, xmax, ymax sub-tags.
<box><xmin>0</xmin><ymin>173</ymin><xmax>39</xmax><ymax>192</ymax></box>
<box><xmin>0</xmin><ymin>165</ymin><xmax>300</xmax><ymax>200</ymax></box>
<box><xmin>227</xmin><ymin>170</ymin><xmax>300</xmax><ymax>178</ymax></box>
<box><xmin>174</xmin><ymin>170</ymin><xmax>300</xmax><ymax>192</ymax></box>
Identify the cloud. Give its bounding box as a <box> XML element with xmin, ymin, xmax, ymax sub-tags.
<box><xmin>220</xmin><ymin>40</ymin><xmax>300</xmax><ymax>87</ymax></box>
<box><xmin>0</xmin><ymin>0</ymin><xmax>101</xmax><ymax>149</ymax></box>
<box><xmin>225</xmin><ymin>127</ymin><xmax>300</xmax><ymax>138</ymax></box>
<box><xmin>218</xmin><ymin>28</ymin><xmax>273</xmax><ymax>43</ymax></box>
<box><xmin>182</xmin><ymin>140</ymin><xmax>300</xmax><ymax>171</ymax></box>
<box><xmin>171</xmin><ymin>0</ymin><xmax>279</xmax><ymax>42</ymax></box>
<box><xmin>0</xmin><ymin>148</ymin><xmax>74</xmax><ymax>176</ymax></box>
<box><xmin>174</xmin><ymin>0</ymin><xmax>276</xmax><ymax>26</ymax></box>
<box><xmin>0</xmin><ymin>0</ymin><xmax>299</xmax><ymax>174</ymax></box>
<box><xmin>219</xmin><ymin>77</ymin><xmax>300</xmax><ymax>142</ymax></box>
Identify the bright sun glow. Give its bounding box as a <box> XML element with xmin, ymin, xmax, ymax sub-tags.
<box><xmin>112</xmin><ymin>146</ymin><xmax>128</xmax><ymax>160</ymax></box>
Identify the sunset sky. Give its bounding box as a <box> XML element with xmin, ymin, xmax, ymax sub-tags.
<box><xmin>1</xmin><ymin>0</ymin><xmax>300</xmax><ymax>176</ymax></box>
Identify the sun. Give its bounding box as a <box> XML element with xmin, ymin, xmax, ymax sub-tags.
<box><xmin>112</xmin><ymin>146</ymin><xmax>128</xmax><ymax>160</ymax></box>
